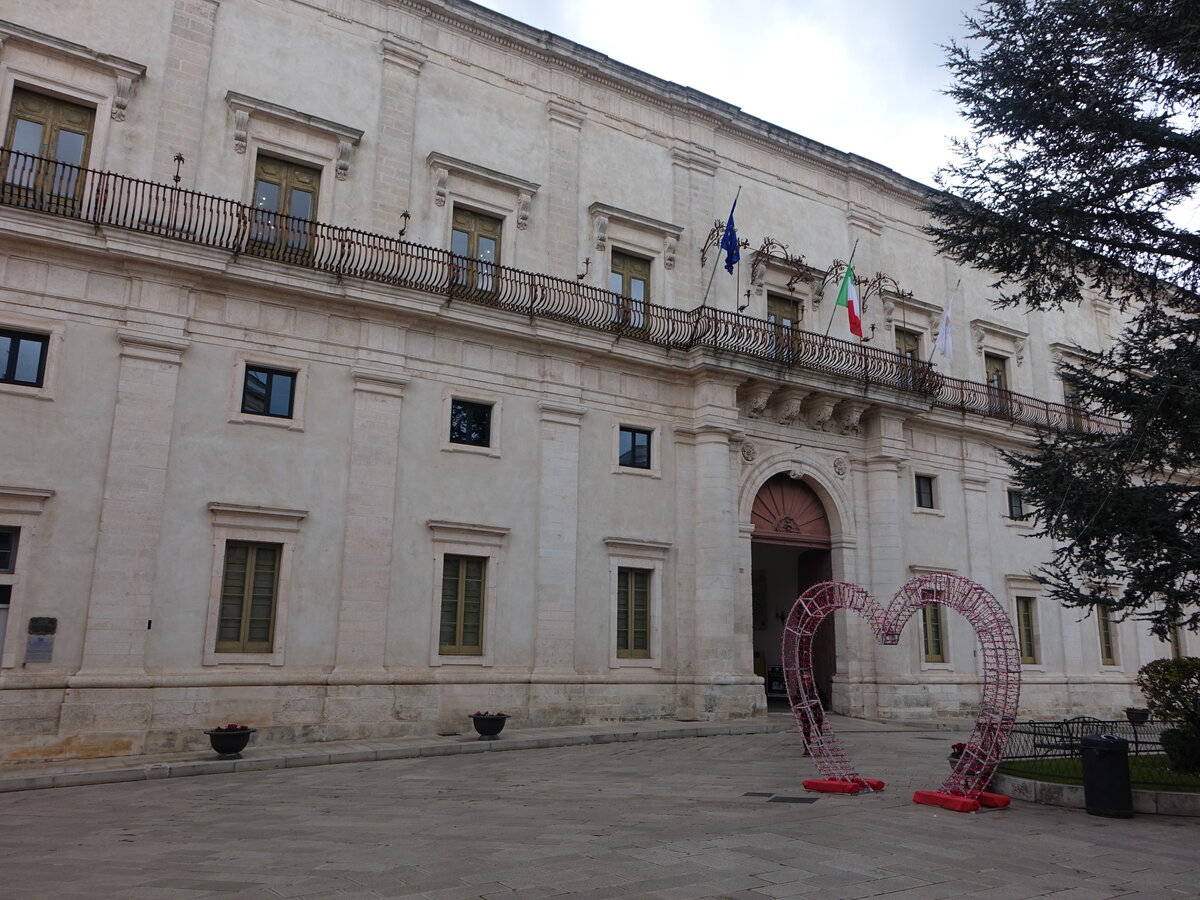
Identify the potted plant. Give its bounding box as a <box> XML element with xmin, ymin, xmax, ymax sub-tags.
<box><xmin>203</xmin><ymin>723</ymin><xmax>257</xmax><ymax>758</ymax></box>
<box><xmin>1124</xmin><ymin>707</ymin><xmax>1150</xmax><ymax>725</ymax></box>
<box><xmin>468</xmin><ymin>711</ymin><xmax>509</xmax><ymax>741</ymax></box>
<box><xmin>1136</xmin><ymin>657</ymin><xmax>1200</xmax><ymax>773</ymax></box>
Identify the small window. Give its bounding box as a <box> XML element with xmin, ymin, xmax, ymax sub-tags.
<box><xmin>618</xmin><ymin>426</ymin><xmax>652</xmax><ymax>469</ymax></box>
<box><xmin>1016</xmin><ymin>596</ymin><xmax>1038</xmax><ymax>664</ymax></box>
<box><xmin>0</xmin><ymin>526</ymin><xmax>18</xmax><ymax>574</ymax></box>
<box><xmin>250</xmin><ymin>154</ymin><xmax>320</xmax><ymax>257</ymax></box>
<box><xmin>914</xmin><ymin>474</ymin><xmax>936</xmax><ymax>510</ymax></box>
<box><xmin>4</xmin><ymin>88</ymin><xmax>95</xmax><ymax>206</ymax></box>
<box><xmin>449</xmin><ymin>399</ymin><xmax>492</xmax><ymax>447</ymax></box>
<box><xmin>616</xmin><ymin>567</ymin><xmax>651</xmax><ymax>659</ymax></box>
<box><xmin>216</xmin><ymin>541</ymin><xmax>280</xmax><ymax>653</ymax></box>
<box><xmin>241</xmin><ymin>365</ymin><xmax>296</xmax><ymax>418</ymax></box>
<box><xmin>767</xmin><ymin>294</ymin><xmax>801</xmax><ymax>331</ymax></box>
<box><xmin>921</xmin><ymin>596</ymin><xmax>945</xmax><ymax>663</ymax></box>
<box><xmin>610</xmin><ymin>250</ymin><xmax>650</xmax><ymax>329</ymax></box>
<box><xmin>439</xmin><ymin>554</ymin><xmax>485</xmax><ymax>656</ymax></box>
<box><xmin>0</xmin><ymin>328</ymin><xmax>49</xmax><ymax>388</ymax></box>
<box><xmin>1097</xmin><ymin>607</ymin><xmax>1117</xmax><ymax>666</ymax></box>
<box><xmin>1007</xmin><ymin>489</ymin><xmax>1027</xmax><ymax>520</ymax></box>
<box><xmin>451</xmin><ymin>207</ymin><xmax>502</xmax><ymax>292</ymax></box>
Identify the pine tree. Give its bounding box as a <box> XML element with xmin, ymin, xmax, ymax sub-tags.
<box><xmin>927</xmin><ymin>0</ymin><xmax>1200</xmax><ymax>636</ymax></box>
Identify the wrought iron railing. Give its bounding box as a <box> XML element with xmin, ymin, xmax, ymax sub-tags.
<box><xmin>0</xmin><ymin>148</ymin><xmax>1120</xmax><ymax>433</ymax></box>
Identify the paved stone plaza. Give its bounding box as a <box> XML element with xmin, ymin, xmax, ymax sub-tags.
<box><xmin>1</xmin><ymin>718</ymin><xmax>1197</xmax><ymax>899</ymax></box>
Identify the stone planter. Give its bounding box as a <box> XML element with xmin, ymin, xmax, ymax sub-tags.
<box><xmin>203</xmin><ymin>727</ymin><xmax>257</xmax><ymax>758</ymax></box>
<box><xmin>1124</xmin><ymin>707</ymin><xmax>1150</xmax><ymax>725</ymax></box>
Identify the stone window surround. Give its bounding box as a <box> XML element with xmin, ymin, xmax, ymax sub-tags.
<box><xmin>0</xmin><ymin>20</ymin><xmax>145</xmax><ymax>170</ymax></box>
<box><xmin>612</xmin><ymin>418</ymin><xmax>661</xmax><ymax>479</ymax></box>
<box><xmin>441</xmin><ymin>386</ymin><xmax>502</xmax><ymax>458</ymax></box>
<box><xmin>0</xmin><ymin>485</ymin><xmax>54</xmax><ymax>669</ymax></box>
<box><xmin>427</xmin><ymin>520</ymin><xmax>509</xmax><ymax>667</ymax></box>
<box><xmin>202</xmin><ymin>502</ymin><xmax>306</xmax><ymax>667</ymax></box>
<box><xmin>427</xmin><ymin>151</ymin><xmax>539</xmax><ymax>265</ymax></box>
<box><xmin>228</xmin><ymin>351</ymin><xmax>308</xmax><ymax>432</ymax></box>
<box><xmin>884</xmin><ymin>294</ymin><xmax>944</xmax><ymax>347</ymax></box>
<box><xmin>604</xmin><ymin>537</ymin><xmax>670</xmax><ymax>669</ymax></box>
<box><xmin>911</xmin><ymin>471</ymin><xmax>942</xmax><ymax>515</ymax></box>
<box><xmin>970</xmin><ymin>318</ymin><xmax>1028</xmax><ymax>373</ymax></box>
<box><xmin>227</xmin><ymin>91</ymin><xmax>364</xmax><ymax>219</ymax></box>
<box><xmin>0</xmin><ymin>311</ymin><xmax>65</xmax><ymax>402</ymax></box>
<box><xmin>589</xmin><ymin>202</ymin><xmax>683</xmax><ymax>306</ymax></box>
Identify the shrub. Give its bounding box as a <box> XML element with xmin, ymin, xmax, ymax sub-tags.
<box><xmin>1136</xmin><ymin>657</ymin><xmax>1200</xmax><ymax>730</ymax></box>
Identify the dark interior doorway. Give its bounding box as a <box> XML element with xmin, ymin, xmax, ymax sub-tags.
<box><xmin>749</xmin><ymin>474</ymin><xmax>834</xmax><ymax>710</ymax></box>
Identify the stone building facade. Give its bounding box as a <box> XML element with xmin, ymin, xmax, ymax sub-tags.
<box><xmin>0</xmin><ymin>0</ymin><xmax>1184</xmax><ymax>761</ymax></box>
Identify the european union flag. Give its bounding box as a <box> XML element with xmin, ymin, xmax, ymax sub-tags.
<box><xmin>720</xmin><ymin>198</ymin><xmax>740</xmax><ymax>274</ymax></box>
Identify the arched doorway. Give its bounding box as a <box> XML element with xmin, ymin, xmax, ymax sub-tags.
<box><xmin>750</xmin><ymin>473</ymin><xmax>834</xmax><ymax>710</ymax></box>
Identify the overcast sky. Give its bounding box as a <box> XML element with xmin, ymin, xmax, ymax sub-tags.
<box><xmin>472</xmin><ymin>0</ymin><xmax>976</xmax><ymax>187</ymax></box>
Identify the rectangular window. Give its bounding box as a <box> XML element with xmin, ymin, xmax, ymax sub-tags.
<box><xmin>0</xmin><ymin>526</ymin><xmax>17</xmax><ymax>574</ymax></box>
<box><xmin>610</xmin><ymin>250</ymin><xmax>650</xmax><ymax>329</ymax></box>
<box><xmin>1097</xmin><ymin>607</ymin><xmax>1117</xmax><ymax>666</ymax></box>
<box><xmin>1062</xmin><ymin>378</ymin><xmax>1084</xmax><ymax>429</ymax></box>
<box><xmin>618</xmin><ymin>426</ymin><xmax>652</xmax><ymax>469</ymax></box>
<box><xmin>985</xmin><ymin>353</ymin><xmax>1010</xmax><ymax>416</ymax></box>
<box><xmin>767</xmin><ymin>294</ymin><xmax>801</xmax><ymax>331</ymax></box>
<box><xmin>616</xmin><ymin>567</ymin><xmax>651</xmax><ymax>659</ymax></box>
<box><xmin>914</xmin><ymin>474</ymin><xmax>936</xmax><ymax>509</ymax></box>
<box><xmin>439</xmin><ymin>554</ymin><xmax>485</xmax><ymax>656</ymax></box>
<box><xmin>921</xmin><ymin>599</ymin><xmax>945</xmax><ymax>663</ymax></box>
<box><xmin>1016</xmin><ymin>596</ymin><xmax>1038</xmax><ymax>664</ymax></box>
<box><xmin>4</xmin><ymin>87</ymin><xmax>95</xmax><ymax>207</ymax></box>
<box><xmin>216</xmin><ymin>541</ymin><xmax>280</xmax><ymax>653</ymax></box>
<box><xmin>241</xmin><ymin>365</ymin><xmax>296</xmax><ymax>418</ymax></box>
<box><xmin>895</xmin><ymin>328</ymin><xmax>921</xmax><ymax>361</ymax></box>
<box><xmin>250</xmin><ymin>154</ymin><xmax>320</xmax><ymax>257</ymax></box>
<box><xmin>0</xmin><ymin>328</ymin><xmax>49</xmax><ymax>388</ymax></box>
<box><xmin>451</xmin><ymin>207</ymin><xmax>501</xmax><ymax>292</ymax></box>
<box><xmin>1007</xmin><ymin>489</ymin><xmax>1027</xmax><ymax>520</ymax></box>
<box><xmin>449</xmin><ymin>398</ymin><xmax>492</xmax><ymax>447</ymax></box>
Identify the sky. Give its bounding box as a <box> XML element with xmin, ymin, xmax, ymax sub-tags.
<box><xmin>471</xmin><ymin>0</ymin><xmax>977</xmax><ymax>187</ymax></box>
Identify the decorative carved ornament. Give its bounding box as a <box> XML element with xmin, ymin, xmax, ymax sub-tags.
<box><xmin>750</xmin><ymin>473</ymin><xmax>831</xmax><ymax>548</ymax></box>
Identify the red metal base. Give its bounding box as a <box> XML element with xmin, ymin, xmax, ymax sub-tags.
<box><xmin>976</xmin><ymin>791</ymin><xmax>1011</xmax><ymax>808</ymax></box>
<box><xmin>912</xmin><ymin>790</ymin><xmax>980</xmax><ymax>813</ymax></box>
<box><xmin>803</xmin><ymin>777</ymin><xmax>885</xmax><ymax>794</ymax></box>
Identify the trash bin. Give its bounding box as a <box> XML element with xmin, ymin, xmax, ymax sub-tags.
<box><xmin>1080</xmin><ymin>734</ymin><xmax>1133</xmax><ymax>818</ymax></box>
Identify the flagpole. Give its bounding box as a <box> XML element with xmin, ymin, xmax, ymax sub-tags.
<box><xmin>824</xmin><ymin>239</ymin><xmax>859</xmax><ymax>337</ymax></box>
<box><xmin>701</xmin><ymin>186</ymin><xmax>741</xmax><ymax>307</ymax></box>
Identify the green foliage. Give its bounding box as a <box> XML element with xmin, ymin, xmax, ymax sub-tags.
<box><xmin>931</xmin><ymin>0</ymin><xmax>1200</xmax><ymax>636</ymax></box>
<box><xmin>1160</xmin><ymin>729</ymin><xmax>1200</xmax><ymax>773</ymax></box>
<box><xmin>1136</xmin><ymin>658</ymin><xmax>1200</xmax><ymax>729</ymax></box>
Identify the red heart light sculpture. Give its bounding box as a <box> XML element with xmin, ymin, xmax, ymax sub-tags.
<box><xmin>781</xmin><ymin>574</ymin><xmax>1020</xmax><ymax>813</ymax></box>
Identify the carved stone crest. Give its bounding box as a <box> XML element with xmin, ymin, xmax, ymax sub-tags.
<box><xmin>740</xmin><ymin>441</ymin><xmax>757</xmax><ymax>462</ymax></box>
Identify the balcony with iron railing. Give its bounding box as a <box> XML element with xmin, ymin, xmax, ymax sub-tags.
<box><xmin>0</xmin><ymin>148</ymin><xmax>1119</xmax><ymax>433</ymax></box>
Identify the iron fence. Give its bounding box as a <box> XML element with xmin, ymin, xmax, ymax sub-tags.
<box><xmin>1001</xmin><ymin>717</ymin><xmax>1197</xmax><ymax>792</ymax></box>
<box><xmin>0</xmin><ymin>148</ymin><xmax>1121</xmax><ymax>434</ymax></box>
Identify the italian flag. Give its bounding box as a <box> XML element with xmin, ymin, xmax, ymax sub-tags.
<box><xmin>836</xmin><ymin>264</ymin><xmax>863</xmax><ymax>337</ymax></box>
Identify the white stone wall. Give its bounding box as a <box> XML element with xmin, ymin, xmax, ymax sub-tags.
<box><xmin>0</xmin><ymin>0</ymin><xmax>1179</xmax><ymax>761</ymax></box>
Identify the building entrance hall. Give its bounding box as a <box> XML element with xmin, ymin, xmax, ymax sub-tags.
<box><xmin>750</xmin><ymin>474</ymin><xmax>834</xmax><ymax>711</ymax></box>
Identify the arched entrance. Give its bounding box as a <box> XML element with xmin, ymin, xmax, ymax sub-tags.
<box><xmin>750</xmin><ymin>473</ymin><xmax>834</xmax><ymax>710</ymax></box>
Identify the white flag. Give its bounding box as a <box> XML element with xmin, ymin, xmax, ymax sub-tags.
<box><xmin>935</xmin><ymin>283</ymin><xmax>957</xmax><ymax>362</ymax></box>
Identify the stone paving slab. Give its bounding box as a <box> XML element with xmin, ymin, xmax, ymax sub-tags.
<box><xmin>2</xmin><ymin>718</ymin><xmax>1197</xmax><ymax>899</ymax></box>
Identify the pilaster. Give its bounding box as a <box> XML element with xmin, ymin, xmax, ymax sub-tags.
<box><xmin>332</xmin><ymin>370</ymin><xmax>409</xmax><ymax>670</ymax></box>
<box><xmin>372</xmin><ymin>36</ymin><xmax>427</xmax><ymax>234</ymax></box>
<box><xmin>80</xmin><ymin>330</ymin><xmax>189</xmax><ymax>672</ymax></box>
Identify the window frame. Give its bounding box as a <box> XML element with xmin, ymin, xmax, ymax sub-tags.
<box><xmin>214</xmin><ymin>540</ymin><xmax>281</xmax><ymax>654</ymax></box>
<box><xmin>1006</xmin><ymin>488</ymin><xmax>1030</xmax><ymax>522</ymax></box>
<box><xmin>427</xmin><ymin>520</ymin><xmax>508</xmax><ymax>666</ymax></box>
<box><xmin>437</xmin><ymin>553</ymin><xmax>487</xmax><ymax>657</ymax></box>
<box><xmin>0</xmin><ymin>486</ymin><xmax>53</xmax><ymax>670</ymax></box>
<box><xmin>618</xmin><ymin>425</ymin><xmax>652</xmax><ymax>471</ymax></box>
<box><xmin>615</xmin><ymin>566</ymin><xmax>652</xmax><ymax>659</ymax></box>
<box><xmin>0</xmin><ymin>327</ymin><xmax>49</xmax><ymax>388</ymax></box>
<box><xmin>3</xmin><ymin>86</ymin><xmax>96</xmax><ymax>207</ymax></box>
<box><xmin>1097</xmin><ymin>606</ymin><xmax>1118</xmax><ymax>667</ymax></box>
<box><xmin>247</xmin><ymin>152</ymin><xmax>322</xmax><ymax>260</ymax></box>
<box><xmin>1015</xmin><ymin>595</ymin><xmax>1038</xmax><ymax>665</ymax></box>
<box><xmin>913</xmin><ymin>474</ymin><xmax>938</xmax><ymax>511</ymax></box>
<box><xmin>609</xmin><ymin>248</ymin><xmax>651</xmax><ymax>331</ymax></box>
<box><xmin>612</xmin><ymin>420</ymin><xmax>661</xmax><ymax>479</ymax></box>
<box><xmin>240</xmin><ymin>364</ymin><xmax>297</xmax><ymax>420</ymax></box>
<box><xmin>203</xmin><ymin>503</ymin><xmax>305</xmax><ymax>666</ymax></box>
<box><xmin>450</xmin><ymin>205</ymin><xmax>502</xmax><ymax>293</ymax></box>
<box><xmin>920</xmin><ymin>598</ymin><xmax>946</xmax><ymax>664</ymax></box>
<box><xmin>605</xmin><ymin>537</ymin><xmax>669</xmax><ymax>669</ymax></box>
